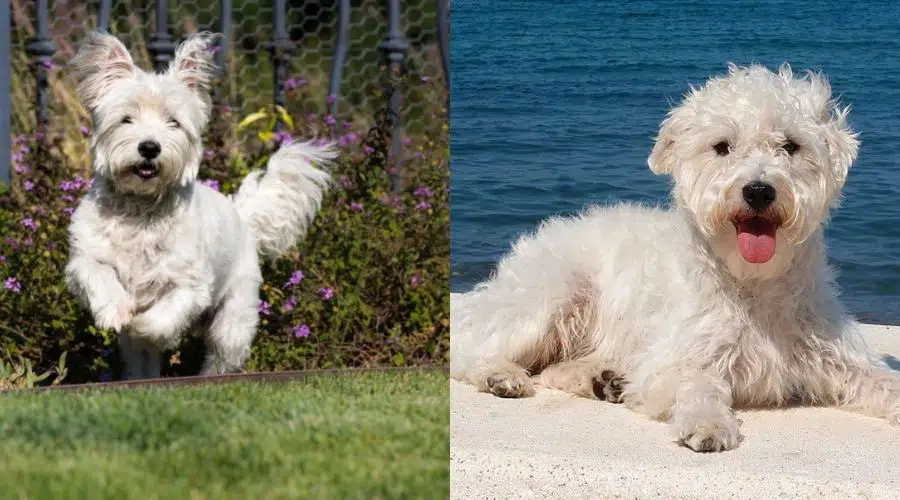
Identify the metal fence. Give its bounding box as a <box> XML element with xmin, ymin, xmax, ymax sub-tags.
<box><xmin>2</xmin><ymin>0</ymin><xmax>451</xmax><ymax>188</ymax></box>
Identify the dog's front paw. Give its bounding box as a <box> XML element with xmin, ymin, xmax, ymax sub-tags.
<box><xmin>486</xmin><ymin>371</ymin><xmax>534</xmax><ymax>398</ymax></box>
<box><xmin>676</xmin><ymin>412</ymin><xmax>743</xmax><ymax>452</ymax></box>
<box><xmin>129</xmin><ymin>312</ymin><xmax>180</xmax><ymax>349</ymax></box>
<box><xmin>94</xmin><ymin>299</ymin><xmax>135</xmax><ymax>332</ymax></box>
<box><xmin>591</xmin><ymin>369</ymin><xmax>627</xmax><ymax>403</ymax></box>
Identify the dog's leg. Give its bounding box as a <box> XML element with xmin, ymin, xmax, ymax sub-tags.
<box><xmin>118</xmin><ymin>329</ymin><xmax>161</xmax><ymax>380</ymax></box>
<box><xmin>808</xmin><ymin>363</ymin><xmax>900</xmax><ymax>424</ymax></box>
<box><xmin>534</xmin><ymin>355</ymin><xmax>626</xmax><ymax>402</ymax></box>
<box><xmin>65</xmin><ymin>256</ymin><xmax>134</xmax><ymax>332</ymax></box>
<box><xmin>637</xmin><ymin>368</ymin><xmax>742</xmax><ymax>452</ymax></box>
<box><xmin>200</xmin><ymin>284</ymin><xmax>258</xmax><ymax>375</ymax></box>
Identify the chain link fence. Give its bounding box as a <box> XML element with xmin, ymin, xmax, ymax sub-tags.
<box><xmin>5</xmin><ymin>0</ymin><xmax>450</xmax><ymax>184</ymax></box>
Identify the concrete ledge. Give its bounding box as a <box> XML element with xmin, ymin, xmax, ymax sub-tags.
<box><xmin>451</xmin><ymin>323</ymin><xmax>900</xmax><ymax>499</ymax></box>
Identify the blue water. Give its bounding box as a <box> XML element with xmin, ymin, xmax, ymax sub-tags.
<box><xmin>450</xmin><ymin>0</ymin><xmax>900</xmax><ymax>324</ymax></box>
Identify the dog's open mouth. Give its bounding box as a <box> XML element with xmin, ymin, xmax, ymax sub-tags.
<box><xmin>732</xmin><ymin>216</ymin><xmax>780</xmax><ymax>264</ymax></box>
<box><xmin>132</xmin><ymin>161</ymin><xmax>159</xmax><ymax>180</ymax></box>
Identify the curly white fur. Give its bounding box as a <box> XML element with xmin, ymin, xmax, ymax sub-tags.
<box><xmin>64</xmin><ymin>32</ymin><xmax>335</xmax><ymax>379</ymax></box>
<box><xmin>450</xmin><ymin>64</ymin><xmax>900</xmax><ymax>452</ymax></box>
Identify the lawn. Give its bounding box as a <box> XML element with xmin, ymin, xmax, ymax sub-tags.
<box><xmin>0</xmin><ymin>369</ymin><xmax>449</xmax><ymax>500</ymax></box>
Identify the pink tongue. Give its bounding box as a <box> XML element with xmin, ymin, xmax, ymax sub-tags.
<box><xmin>737</xmin><ymin>219</ymin><xmax>777</xmax><ymax>264</ymax></box>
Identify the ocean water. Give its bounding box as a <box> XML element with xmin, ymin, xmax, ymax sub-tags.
<box><xmin>450</xmin><ymin>0</ymin><xmax>900</xmax><ymax>324</ymax></box>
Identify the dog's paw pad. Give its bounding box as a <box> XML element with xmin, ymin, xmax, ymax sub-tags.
<box><xmin>591</xmin><ymin>370</ymin><xmax>626</xmax><ymax>403</ymax></box>
<box><xmin>486</xmin><ymin>372</ymin><xmax>533</xmax><ymax>398</ymax></box>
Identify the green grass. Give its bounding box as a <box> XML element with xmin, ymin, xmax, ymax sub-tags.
<box><xmin>0</xmin><ymin>370</ymin><xmax>449</xmax><ymax>500</ymax></box>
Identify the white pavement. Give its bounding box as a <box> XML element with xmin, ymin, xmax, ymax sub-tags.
<box><xmin>451</xmin><ymin>323</ymin><xmax>900</xmax><ymax>500</ymax></box>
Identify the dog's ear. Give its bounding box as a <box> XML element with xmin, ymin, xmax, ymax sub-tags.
<box><xmin>70</xmin><ymin>32</ymin><xmax>136</xmax><ymax>112</ymax></box>
<box><xmin>170</xmin><ymin>32</ymin><xmax>221</xmax><ymax>94</ymax></box>
<box><xmin>648</xmin><ymin>115</ymin><xmax>679</xmax><ymax>176</ymax></box>
<box><xmin>806</xmin><ymin>71</ymin><xmax>860</xmax><ymax>185</ymax></box>
<box><xmin>823</xmin><ymin>104</ymin><xmax>860</xmax><ymax>185</ymax></box>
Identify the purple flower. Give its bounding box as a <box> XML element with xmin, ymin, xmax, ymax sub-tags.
<box><xmin>292</xmin><ymin>324</ymin><xmax>311</xmax><ymax>338</ymax></box>
<box><xmin>326</xmin><ymin>95</ymin><xmax>336</xmax><ymax>105</ymax></box>
<box><xmin>62</xmin><ymin>194</ymin><xmax>74</xmax><ymax>202</ymax></box>
<box><xmin>63</xmin><ymin>207</ymin><xmax>75</xmax><ymax>217</ymax></box>
<box><xmin>285</xmin><ymin>270</ymin><xmax>304</xmax><ymax>287</ymax></box>
<box><xmin>201</xmin><ymin>179</ymin><xmax>221</xmax><ymax>192</ymax></box>
<box><xmin>80</xmin><ymin>125</ymin><xmax>90</xmax><ymax>137</ymax></box>
<box><xmin>324</xmin><ymin>114</ymin><xmax>336</xmax><ymax>126</ymax></box>
<box><xmin>23</xmin><ymin>180</ymin><xmax>34</xmax><ymax>192</ymax></box>
<box><xmin>258</xmin><ymin>301</ymin><xmax>271</xmax><ymax>315</ymax></box>
<box><xmin>14</xmin><ymin>164</ymin><xmax>25</xmax><ymax>174</ymax></box>
<box><xmin>350</xmin><ymin>201</ymin><xmax>363</xmax><ymax>212</ymax></box>
<box><xmin>274</xmin><ymin>130</ymin><xmax>293</xmax><ymax>145</ymax></box>
<box><xmin>21</xmin><ymin>218</ymin><xmax>36</xmax><ymax>230</ymax></box>
<box><xmin>48</xmin><ymin>241</ymin><xmax>57</xmax><ymax>251</ymax></box>
<box><xmin>4</xmin><ymin>277</ymin><xmax>21</xmax><ymax>293</ymax></box>
<box><xmin>413</xmin><ymin>186</ymin><xmax>434</xmax><ymax>198</ymax></box>
<box><xmin>343</xmin><ymin>121</ymin><xmax>353</xmax><ymax>130</ymax></box>
<box><xmin>41</xmin><ymin>60</ymin><xmax>56</xmax><ymax>71</ymax></box>
<box><xmin>20</xmin><ymin>146</ymin><xmax>31</xmax><ymax>154</ymax></box>
<box><xmin>0</xmin><ymin>255</ymin><xmax>5</xmax><ymax>263</ymax></box>
<box><xmin>283</xmin><ymin>295</ymin><xmax>297</xmax><ymax>312</ymax></box>
<box><xmin>14</xmin><ymin>135</ymin><xmax>26</xmax><ymax>145</ymax></box>
<box><xmin>403</xmin><ymin>136</ymin><xmax>412</xmax><ymax>146</ymax></box>
<box><xmin>410</xmin><ymin>274</ymin><xmax>422</xmax><ymax>286</ymax></box>
<box><xmin>339</xmin><ymin>175</ymin><xmax>353</xmax><ymax>189</ymax></box>
<box><xmin>416</xmin><ymin>200</ymin><xmax>432</xmax><ymax>210</ymax></box>
<box><xmin>363</xmin><ymin>145</ymin><xmax>375</xmax><ymax>154</ymax></box>
<box><xmin>421</xmin><ymin>75</ymin><xmax>431</xmax><ymax>83</ymax></box>
<box><xmin>284</xmin><ymin>77</ymin><xmax>309</xmax><ymax>90</ymax></box>
<box><xmin>203</xmin><ymin>148</ymin><xmax>215</xmax><ymax>159</ymax></box>
<box><xmin>318</xmin><ymin>287</ymin><xmax>334</xmax><ymax>301</ymax></box>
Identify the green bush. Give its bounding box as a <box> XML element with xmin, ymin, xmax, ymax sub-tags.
<box><xmin>0</xmin><ymin>92</ymin><xmax>449</xmax><ymax>384</ymax></box>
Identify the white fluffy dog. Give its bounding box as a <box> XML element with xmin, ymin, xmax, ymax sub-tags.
<box><xmin>64</xmin><ymin>32</ymin><xmax>335</xmax><ymax>379</ymax></box>
<box><xmin>451</xmin><ymin>64</ymin><xmax>900</xmax><ymax>452</ymax></box>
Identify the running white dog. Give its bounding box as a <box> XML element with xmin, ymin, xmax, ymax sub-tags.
<box><xmin>451</xmin><ymin>64</ymin><xmax>900</xmax><ymax>452</ymax></box>
<box><xmin>65</xmin><ymin>32</ymin><xmax>335</xmax><ymax>379</ymax></box>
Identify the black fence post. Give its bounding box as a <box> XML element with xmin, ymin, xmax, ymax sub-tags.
<box><xmin>217</xmin><ymin>0</ymin><xmax>233</xmax><ymax>77</ymax></box>
<box><xmin>267</xmin><ymin>0</ymin><xmax>294</xmax><ymax>132</ymax></box>
<box><xmin>98</xmin><ymin>0</ymin><xmax>113</xmax><ymax>33</ymax></box>
<box><xmin>147</xmin><ymin>0</ymin><xmax>176</xmax><ymax>73</ymax></box>
<box><xmin>328</xmin><ymin>0</ymin><xmax>350</xmax><ymax>117</ymax></box>
<box><xmin>378</xmin><ymin>0</ymin><xmax>408</xmax><ymax>193</ymax></box>
<box><xmin>25</xmin><ymin>0</ymin><xmax>55</xmax><ymax>132</ymax></box>
<box><xmin>0</xmin><ymin>0</ymin><xmax>9</xmax><ymax>186</ymax></box>
<box><xmin>436</xmin><ymin>0</ymin><xmax>450</xmax><ymax>88</ymax></box>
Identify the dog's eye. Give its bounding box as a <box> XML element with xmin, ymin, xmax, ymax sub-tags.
<box><xmin>782</xmin><ymin>139</ymin><xmax>799</xmax><ymax>155</ymax></box>
<box><xmin>121</xmin><ymin>116</ymin><xmax>133</xmax><ymax>124</ymax></box>
<box><xmin>168</xmin><ymin>118</ymin><xmax>180</xmax><ymax>128</ymax></box>
<box><xmin>713</xmin><ymin>141</ymin><xmax>730</xmax><ymax>156</ymax></box>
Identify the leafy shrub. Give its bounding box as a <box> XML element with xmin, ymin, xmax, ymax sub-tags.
<box><xmin>0</xmin><ymin>87</ymin><xmax>449</xmax><ymax>384</ymax></box>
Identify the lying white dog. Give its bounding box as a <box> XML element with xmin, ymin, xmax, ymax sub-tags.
<box><xmin>451</xmin><ymin>64</ymin><xmax>900</xmax><ymax>452</ymax></box>
<box><xmin>65</xmin><ymin>32</ymin><xmax>335</xmax><ymax>379</ymax></box>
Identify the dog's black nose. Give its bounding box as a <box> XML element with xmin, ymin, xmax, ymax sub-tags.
<box><xmin>138</xmin><ymin>140</ymin><xmax>161</xmax><ymax>160</ymax></box>
<box><xmin>742</xmin><ymin>181</ymin><xmax>776</xmax><ymax>212</ymax></box>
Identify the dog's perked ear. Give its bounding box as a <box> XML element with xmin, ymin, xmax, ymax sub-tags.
<box><xmin>647</xmin><ymin>114</ymin><xmax>680</xmax><ymax>176</ymax></box>
<box><xmin>70</xmin><ymin>32</ymin><xmax>136</xmax><ymax>113</ymax></box>
<box><xmin>821</xmin><ymin>99</ymin><xmax>860</xmax><ymax>187</ymax></box>
<box><xmin>169</xmin><ymin>32</ymin><xmax>222</xmax><ymax>95</ymax></box>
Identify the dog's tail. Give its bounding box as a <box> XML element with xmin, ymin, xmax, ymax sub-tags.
<box><xmin>232</xmin><ymin>140</ymin><xmax>336</xmax><ymax>259</ymax></box>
